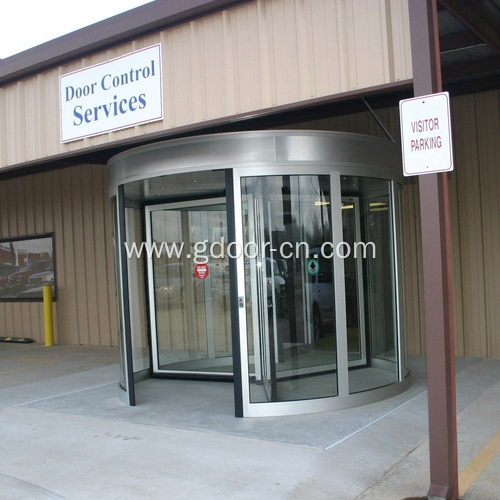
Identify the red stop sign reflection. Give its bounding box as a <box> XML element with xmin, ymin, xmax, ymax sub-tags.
<box><xmin>194</xmin><ymin>263</ymin><xmax>210</xmax><ymax>280</ymax></box>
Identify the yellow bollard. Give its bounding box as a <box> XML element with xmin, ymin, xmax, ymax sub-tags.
<box><xmin>43</xmin><ymin>284</ymin><xmax>54</xmax><ymax>347</ymax></box>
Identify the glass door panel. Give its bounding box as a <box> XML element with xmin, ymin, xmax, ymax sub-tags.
<box><xmin>147</xmin><ymin>200</ymin><xmax>232</xmax><ymax>376</ymax></box>
<box><xmin>341</xmin><ymin>197</ymin><xmax>367</xmax><ymax>367</ymax></box>
<box><xmin>365</xmin><ymin>193</ymin><xmax>397</xmax><ymax>366</ymax></box>
<box><xmin>341</xmin><ymin>177</ymin><xmax>398</xmax><ymax>393</ymax></box>
<box><xmin>241</xmin><ymin>175</ymin><xmax>338</xmax><ymax>403</ymax></box>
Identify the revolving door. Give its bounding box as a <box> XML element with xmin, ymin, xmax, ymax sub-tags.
<box><xmin>108</xmin><ymin>131</ymin><xmax>410</xmax><ymax>417</ymax></box>
<box><xmin>146</xmin><ymin>199</ymin><xmax>232</xmax><ymax>376</ymax></box>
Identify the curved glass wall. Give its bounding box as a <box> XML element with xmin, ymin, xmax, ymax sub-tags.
<box><xmin>108</xmin><ymin>131</ymin><xmax>410</xmax><ymax>416</ymax></box>
<box><xmin>341</xmin><ymin>176</ymin><xmax>399</xmax><ymax>394</ymax></box>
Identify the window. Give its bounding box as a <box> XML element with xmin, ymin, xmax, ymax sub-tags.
<box><xmin>0</xmin><ymin>234</ymin><xmax>55</xmax><ymax>301</ymax></box>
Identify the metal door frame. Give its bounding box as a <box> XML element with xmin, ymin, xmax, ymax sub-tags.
<box><xmin>145</xmin><ymin>197</ymin><xmax>229</xmax><ymax>377</ymax></box>
<box><xmin>232</xmin><ymin>166</ymin><xmax>351</xmax><ymax>417</ymax></box>
<box><xmin>341</xmin><ymin>196</ymin><xmax>368</xmax><ymax>368</ymax></box>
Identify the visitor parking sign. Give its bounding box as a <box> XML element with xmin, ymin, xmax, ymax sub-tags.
<box><xmin>399</xmin><ymin>92</ymin><xmax>454</xmax><ymax>176</ymax></box>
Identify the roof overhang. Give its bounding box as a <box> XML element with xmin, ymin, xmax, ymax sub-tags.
<box><xmin>0</xmin><ymin>0</ymin><xmax>250</xmax><ymax>85</ymax></box>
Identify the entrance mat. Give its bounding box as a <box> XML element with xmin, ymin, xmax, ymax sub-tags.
<box><xmin>0</xmin><ymin>337</ymin><xmax>34</xmax><ymax>343</ymax></box>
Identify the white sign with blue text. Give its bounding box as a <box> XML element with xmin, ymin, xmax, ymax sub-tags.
<box><xmin>60</xmin><ymin>44</ymin><xmax>163</xmax><ymax>143</ymax></box>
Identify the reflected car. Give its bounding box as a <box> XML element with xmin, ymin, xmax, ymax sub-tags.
<box><xmin>26</xmin><ymin>263</ymin><xmax>54</xmax><ymax>289</ymax></box>
<box><xmin>0</xmin><ymin>265</ymin><xmax>18</xmax><ymax>294</ymax></box>
<box><xmin>265</xmin><ymin>257</ymin><xmax>287</xmax><ymax>317</ymax></box>
<box><xmin>6</xmin><ymin>260</ymin><xmax>52</xmax><ymax>295</ymax></box>
<box><xmin>307</xmin><ymin>250</ymin><xmax>335</xmax><ymax>340</ymax></box>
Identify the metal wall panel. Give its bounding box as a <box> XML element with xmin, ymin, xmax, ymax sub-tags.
<box><xmin>0</xmin><ymin>165</ymin><xmax>118</xmax><ymax>346</ymax></box>
<box><xmin>280</xmin><ymin>90</ymin><xmax>500</xmax><ymax>358</ymax></box>
<box><xmin>450</xmin><ymin>94</ymin><xmax>484</xmax><ymax>357</ymax></box>
<box><xmin>0</xmin><ymin>0</ymin><xmax>412</xmax><ymax>171</ymax></box>
<box><xmin>457</xmin><ymin>91</ymin><xmax>500</xmax><ymax>358</ymax></box>
<box><xmin>1</xmin><ymin>91</ymin><xmax>500</xmax><ymax>353</ymax></box>
<box><xmin>1</xmin><ymin>0</ymin><xmax>497</xmax><ymax>355</ymax></box>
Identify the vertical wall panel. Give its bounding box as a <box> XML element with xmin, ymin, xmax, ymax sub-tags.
<box><xmin>60</xmin><ymin>169</ymin><xmax>82</xmax><ymax>343</ymax></box>
<box><xmin>277</xmin><ymin>91</ymin><xmax>500</xmax><ymax>358</ymax></box>
<box><xmin>475</xmin><ymin>91</ymin><xmax>500</xmax><ymax>358</ymax></box>
<box><xmin>447</xmin><ymin>126</ymin><xmax>465</xmax><ymax>357</ymax></box>
<box><xmin>400</xmin><ymin>177</ymin><xmax>426</xmax><ymax>355</ymax></box>
<box><xmin>0</xmin><ymin>164</ymin><xmax>118</xmax><ymax>346</ymax></box>
<box><xmin>452</xmin><ymin>94</ymin><xmax>487</xmax><ymax>356</ymax></box>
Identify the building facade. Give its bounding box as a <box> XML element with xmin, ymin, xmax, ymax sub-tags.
<box><xmin>1</xmin><ymin>0</ymin><xmax>499</xmax><ymax>415</ymax></box>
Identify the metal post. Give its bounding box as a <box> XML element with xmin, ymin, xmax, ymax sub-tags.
<box><xmin>225</xmin><ymin>168</ymin><xmax>244</xmax><ymax>417</ymax></box>
<box><xmin>43</xmin><ymin>284</ymin><xmax>54</xmax><ymax>347</ymax></box>
<box><xmin>407</xmin><ymin>1</ymin><xmax>458</xmax><ymax>499</ymax></box>
<box><xmin>117</xmin><ymin>184</ymin><xmax>136</xmax><ymax>406</ymax></box>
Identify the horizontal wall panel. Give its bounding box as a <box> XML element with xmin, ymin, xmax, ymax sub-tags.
<box><xmin>0</xmin><ymin>0</ymin><xmax>412</xmax><ymax>171</ymax></box>
<box><xmin>0</xmin><ymin>164</ymin><xmax>118</xmax><ymax>346</ymax></box>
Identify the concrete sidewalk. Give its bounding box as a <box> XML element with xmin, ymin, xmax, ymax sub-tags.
<box><xmin>0</xmin><ymin>342</ymin><xmax>499</xmax><ymax>499</ymax></box>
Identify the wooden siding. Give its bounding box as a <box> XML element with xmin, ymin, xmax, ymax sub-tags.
<box><xmin>0</xmin><ymin>164</ymin><xmax>118</xmax><ymax>346</ymax></box>
<box><xmin>0</xmin><ymin>0</ymin><xmax>412</xmax><ymax>171</ymax></box>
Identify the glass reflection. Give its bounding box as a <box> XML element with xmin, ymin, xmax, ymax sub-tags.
<box><xmin>242</xmin><ymin>175</ymin><xmax>338</xmax><ymax>402</ymax></box>
<box><xmin>0</xmin><ymin>234</ymin><xmax>55</xmax><ymax>301</ymax></box>
<box><xmin>341</xmin><ymin>177</ymin><xmax>398</xmax><ymax>393</ymax></box>
<box><xmin>242</xmin><ymin>174</ymin><xmax>399</xmax><ymax>403</ymax></box>
<box><xmin>149</xmin><ymin>203</ymin><xmax>232</xmax><ymax>374</ymax></box>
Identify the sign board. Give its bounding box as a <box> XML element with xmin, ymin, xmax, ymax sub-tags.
<box><xmin>60</xmin><ymin>44</ymin><xmax>163</xmax><ymax>143</ymax></box>
<box><xmin>194</xmin><ymin>264</ymin><xmax>210</xmax><ymax>280</ymax></box>
<box><xmin>399</xmin><ymin>92</ymin><xmax>453</xmax><ymax>176</ymax></box>
<box><xmin>306</xmin><ymin>258</ymin><xmax>319</xmax><ymax>276</ymax></box>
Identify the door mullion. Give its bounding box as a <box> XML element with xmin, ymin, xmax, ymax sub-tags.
<box><xmin>331</xmin><ymin>172</ymin><xmax>349</xmax><ymax>397</ymax></box>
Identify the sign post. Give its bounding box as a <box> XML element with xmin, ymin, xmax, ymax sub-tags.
<box><xmin>407</xmin><ymin>1</ymin><xmax>458</xmax><ymax>499</ymax></box>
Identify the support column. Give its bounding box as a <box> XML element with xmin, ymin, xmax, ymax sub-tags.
<box><xmin>407</xmin><ymin>1</ymin><xmax>458</xmax><ymax>499</ymax></box>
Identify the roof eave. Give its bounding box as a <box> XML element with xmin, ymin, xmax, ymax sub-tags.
<box><xmin>0</xmin><ymin>0</ymin><xmax>249</xmax><ymax>85</ymax></box>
